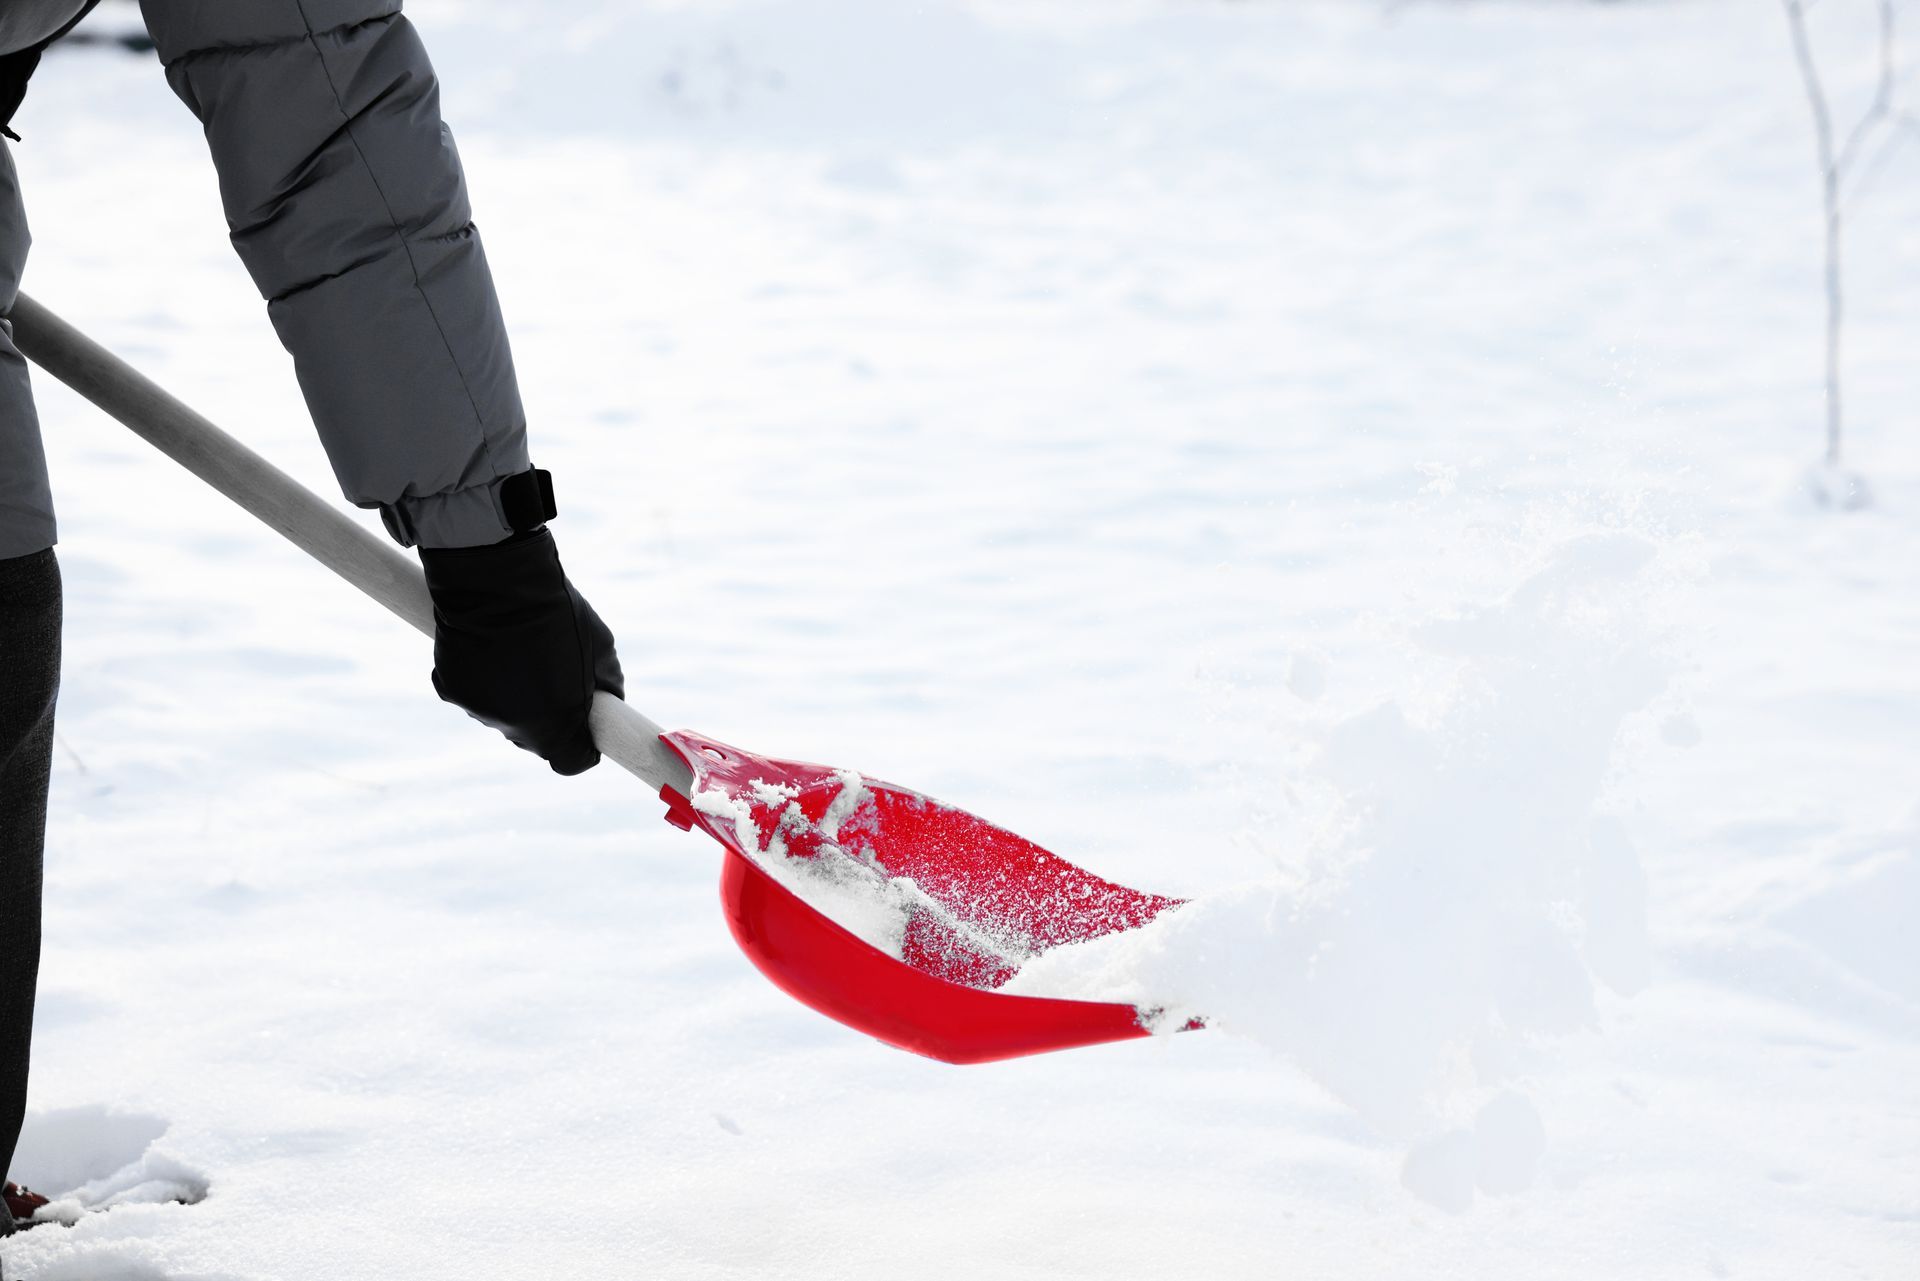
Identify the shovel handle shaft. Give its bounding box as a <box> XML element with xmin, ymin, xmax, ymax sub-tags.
<box><xmin>9</xmin><ymin>292</ymin><xmax>692</xmax><ymax>794</ymax></box>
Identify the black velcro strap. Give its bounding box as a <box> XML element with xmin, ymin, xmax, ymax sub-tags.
<box><xmin>500</xmin><ymin>468</ymin><xmax>556</xmax><ymax>533</ymax></box>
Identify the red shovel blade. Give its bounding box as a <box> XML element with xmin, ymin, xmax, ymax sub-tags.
<box><xmin>656</xmin><ymin>730</ymin><xmax>1190</xmax><ymax>1065</ymax></box>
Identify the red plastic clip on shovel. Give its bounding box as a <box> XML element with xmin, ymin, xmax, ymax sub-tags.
<box><xmin>11</xmin><ymin>294</ymin><xmax>1194</xmax><ymax>1064</ymax></box>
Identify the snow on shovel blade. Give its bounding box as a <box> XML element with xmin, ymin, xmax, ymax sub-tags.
<box><xmin>655</xmin><ymin>730</ymin><xmax>1192</xmax><ymax>1065</ymax></box>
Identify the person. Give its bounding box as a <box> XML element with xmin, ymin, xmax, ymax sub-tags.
<box><xmin>0</xmin><ymin>0</ymin><xmax>623</xmax><ymax>1251</ymax></box>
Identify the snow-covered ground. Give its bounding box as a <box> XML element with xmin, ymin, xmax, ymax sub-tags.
<box><xmin>4</xmin><ymin>0</ymin><xmax>1918</xmax><ymax>1277</ymax></box>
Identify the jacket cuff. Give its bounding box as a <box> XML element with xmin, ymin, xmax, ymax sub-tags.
<box><xmin>379</xmin><ymin>482</ymin><xmax>514</xmax><ymax>550</ymax></box>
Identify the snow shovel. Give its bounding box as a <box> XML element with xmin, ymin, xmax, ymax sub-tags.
<box><xmin>10</xmin><ymin>294</ymin><xmax>1194</xmax><ymax>1066</ymax></box>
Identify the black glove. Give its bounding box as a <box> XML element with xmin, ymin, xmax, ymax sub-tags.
<box><xmin>419</xmin><ymin>527</ymin><xmax>623</xmax><ymax>775</ymax></box>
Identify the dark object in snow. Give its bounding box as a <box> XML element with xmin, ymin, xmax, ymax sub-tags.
<box><xmin>2</xmin><ymin>1180</ymin><xmax>49</xmax><ymax>1233</ymax></box>
<box><xmin>47</xmin><ymin>29</ymin><xmax>156</xmax><ymax>54</ymax></box>
<box><xmin>421</xmin><ymin>525</ymin><xmax>624</xmax><ymax>777</ymax></box>
<box><xmin>1</xmin><ymin>1174</ymin><xmax>198</xmax><ymax>1240</ymax></box>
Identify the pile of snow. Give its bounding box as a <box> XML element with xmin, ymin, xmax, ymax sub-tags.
<box><xmin>1007</xmin><ymin>532</ymin><xmax>1671</xmax><ymax>1204</ymax></box>
<box><xmin>5</xmin><ymin>1107</ymin><xmax>208</xmax><ymax>1279</ymax></box>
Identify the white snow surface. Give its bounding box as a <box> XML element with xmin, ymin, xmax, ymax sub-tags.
<box><xmin>4</xmin><ymin>0</ymin><xmax>1919</xmax><ymax>1277</ymax></box>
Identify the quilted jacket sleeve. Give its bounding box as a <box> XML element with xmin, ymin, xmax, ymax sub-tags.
<box><xmin>140</xmin><ymin>0</ymin><xmax>528</xmax><ymax>548</ymax></box>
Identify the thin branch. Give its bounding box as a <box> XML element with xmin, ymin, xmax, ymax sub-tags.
<box><xmin>1843</xmin><ymin>106</ymin><xmax>1920</xmax><ymax>209</ymax></box>
<box><xmin>1833</xmin><ymin>0</ymin><xmax>1897</xmax><ymax>175</ymax></box>
<box><xmin>1780</xmin><ymin>0</ymin><xmax>1847</xmax><ymax>465</ymax></box>
<box><xmin>1778</xmin><ymin>0</ymin><xmax>1903</xmax><ymax>468</ymax></box>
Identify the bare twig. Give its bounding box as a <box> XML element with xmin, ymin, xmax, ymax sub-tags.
<box><xmin>1834</xmin><ymin>0</ymin><xmax>1897</xmax><ymax>174</ymax></box>
<box><xmin>1842</xmin><ymin>105</ymin><xmax>1920</xmax><ymax>207</ymax></box>
<box><xmin>1780</xmin><ymin>0</ymin><xmax>1900</xmax><ymax>468</ymax></box>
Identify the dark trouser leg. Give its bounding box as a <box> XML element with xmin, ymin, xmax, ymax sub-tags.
<box><xmin>0</xmin><ymin>547</ymin><xmax>58</xmax><ymax>1195</ymax></box>
<box><xmin>0</xmin><ymin>88</ymin><xmax>54</xmax><ymax>1232</ymax></box>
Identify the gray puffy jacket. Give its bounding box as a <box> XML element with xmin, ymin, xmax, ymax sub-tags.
<box><xmin>0</xmin><ymin>0</ymin><xmax>530</xmax><ymax>557</ymax></box>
